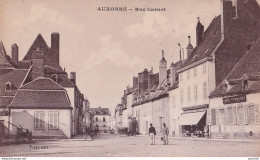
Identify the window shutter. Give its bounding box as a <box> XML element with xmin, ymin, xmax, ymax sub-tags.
<box><xmin>255</xmin><ymin>105</ymin><xmax>259</xmax><ymax>124</ymax></box>
<box><xmin>244</xmin><ymin>105</ymin><xmax>248</xmax><ymax>125</ymax></box>
<box><xmin>207</xmin><ymin>109</ymin><xmax>211</xmax><ymax>125</ymax></box>
<box><xmin>233</xmin><ymin>106</ymin><xmax>237</xmax><ymax>125</ymax></box>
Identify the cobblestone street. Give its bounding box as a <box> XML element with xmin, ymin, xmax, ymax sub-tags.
<box><xmin>1</xmin><ymin>133</ymin><xmax>259</xmax><ymax>157</ymax></box>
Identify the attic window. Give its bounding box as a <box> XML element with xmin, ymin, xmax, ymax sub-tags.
<box><xmin>51</xmin><ymin>74</ymin><xmax>58</xmax><ymax>83</ymax></box>
<box><xmin>242</xmin><ymin>80</ymin><xmax>248</xmax><ymax>89</ymax></box>
<box><xmin>5</xmin><ymin>82</ymin><xmax>12</xmax><ymax>91</ymax></box>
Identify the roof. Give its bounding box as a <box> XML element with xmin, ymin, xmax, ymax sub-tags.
<box><xmin>8</xmin><ymin>90</ymin><xmax>72</xmax><ymax>109</ymax></box>
<box><xmin>210</xmin><ymin>40</ymin><xmax>260</xmax><ymax>97</ymax></box>
<box><xmin>20</xmin><ymin>77</ymin><xmax>64</xmax><ymax>90</ymax></box>
<box><xmin>90</xmin><ymin>107</ymin><xmax>110</xmax><ymax>115</ymax></box>
<box><xmin>44</xmin><ymin>73</ymin><xmax>75</xmax><ymax>87</ymax></box>
<box><xmin>180</xmin><ymin>16</ymin><xmax>221</xmax><ymax>70</ymax></box>
<box><xmin>0</xmin><ymin>68</ymin><xmax>29</xmax><ymax>96</ymax></box>
<box><xmin>0</xmin><ymin>41</ymin><xmax>15</xmax><ymax>69</ymax></box>
<box><xmin>0</xmin><ymin>97</ymin><xmax>13</xmax><ymax>108</ymax></box>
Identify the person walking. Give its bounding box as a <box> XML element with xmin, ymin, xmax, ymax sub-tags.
<box><xmin>162</xmin><ymin>123</ymin><xmax>169</xmax><ymax>145</ymax></box>
<box><xmin>149</xmin><ymin>123</ymin><xmax>156</xmax><ymax>145</ymax></box>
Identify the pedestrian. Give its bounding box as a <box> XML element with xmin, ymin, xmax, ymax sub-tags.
<box><xmin>149</xmin><ymin>123</ymin><xmax>156</xmax><ymax>145</ymax></box>
<box><xmin>162</xmin><ymin>123</ymin><xmax>169</xmax><ymax>145</ymax></box>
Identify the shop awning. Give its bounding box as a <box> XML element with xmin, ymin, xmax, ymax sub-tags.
<box><xmin>179</xmin><ymin>111</ymin><xmax>206</xmax><ymax>125</ymax></box>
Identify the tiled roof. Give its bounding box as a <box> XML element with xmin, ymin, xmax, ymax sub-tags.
<box><xmin>44</xmin><ymin>73</ymin><xmax>75</xmax><ymax>87</ymax></box>
<box><xmin>20</xmin><ymin>77</ymin><xmax>64</xmax><ymax>90</ymax></box>
<box><xmin>0</xmin><ymin>97</ymin><xmax>13</xmax><ymax>107</ymax></box>
<box><xmin>180</xmin><ymin>16</ymin><xmax>221</xmax><ymax>69</ymax></box>
<box><xmin>0</xmin><ymin>41</ymin><xmax>14</xmax><ymax>69</ymax></box>
<box><xmin>8</xmin><ymin>90</ymin><xmax>72</xmax><ymax>109</ymax></box>
<box><xmin>210</xmin><ymin>40</ymin><xmax>260</xmax><ymax>97</ymax></box>
<box><xmin>0</xmin><ymin>68</ymin><xmax>29</xmax><ymax>96</ymax></box>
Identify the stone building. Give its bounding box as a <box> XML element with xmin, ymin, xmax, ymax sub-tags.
<box><xmin>209</xmin><ymin>40</ymin><xmax>260</xmax><ymax>139</ymax></box>
<box><xmin>91</xmin><ymin>107</ymin><xmax>111</xmax><ymax>131</ymax></box>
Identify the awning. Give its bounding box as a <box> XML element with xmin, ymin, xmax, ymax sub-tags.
<box><xmin>179</xmin><ymin>111</ymin><xmax>206</xmax><ymax>125</ymax></box>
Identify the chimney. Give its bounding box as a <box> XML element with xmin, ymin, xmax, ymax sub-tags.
<box><xmin>170</xmin><ymin>62</ymin><xmax>177</xmax><ymax>86</ymax></box>
<box><xmin>186</xmin><ymin>36</ymin><xmax>194</xmax><ymax>58</ymax></box>
<box><xmin>51</xmin><ymin>32</ymin><xmax>60</xmax><ymax>65</ymax></box>
<box><xmin>133</xmin><ymin>76</ymin><xmax>139</xmax><ymax>100</ymax></box>
<box><xmin>70</xmin><ymin>72</ymin><xmax>76</xmax><ymax>85</ymax></box>
<box><xmin>159</xmin><ymin>50</ymin><xmax>167</xmax><ymax>85</ymax></box>
<box><xmin>31</xmin><ymin>47</ymin><xmax>44</xmax><ymax>80</ymax></box>
<box><xmin>220</xmin><ymin>0</ymin><xmax>233</xmax><ymax>39</ymax></box>
<box><xmin>138</xmin><ymin>69</ymin><xmax>149</xmax><ymax>95</ymax></box>
<box><xmin>196</xmin><ymin>17</ymin><xmax>204</xmax><ymax>46</ymax></box>
<box><xmin>178</xmin><ymin>43</ymin><xmax>182</xmax><ymax>62</ymax></box>
<box><xmin>11</xmin><ymin>43</ymin><xmax>18</xmax><ymax>65</ymax></box>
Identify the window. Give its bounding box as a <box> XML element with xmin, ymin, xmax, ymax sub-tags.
<box><xmin>51</xmin><ymin>74</ymin><xmax>58</xmax><ymax>83</ymax></box>
<box><xmin>103</xmin><ymin>117</ymin><xmax>106</xmax><ymax>122</ymax></box>
<box><xmin>172</xmin><ymin>96</ymin><xmax>175</xmax><ymax>108</ymax></box>
<box><xmin>233</xmin><ymin>106</ymin><xmax>237</xmax><ymax>125</ymax></box>
<box><xmin>194</xmin><ymin>67</ymin><xmax>197</xmax><ymax>77</ymax></box>
<box><xmin>187</xmin><ymin>70</ymin><xmax>190</xmax><ymax>80</ymax></box>
<box><xmin>203</xmin><ymin>63</ymin><xmax>207</xmax><ymax>74</ymax></box>
<box><xmin>211</xmin><ymin>109</ymin><xmax>217</xmax><ymax>125</ymax></box>
<box><xmin>5</xmin><ymin>82</ymin><xmax>12</xmax><ymax>91</ymax></box>
<box><xmin>49</xmin><ymin>112</ymin><xmax>59</xmax><ymax>130</ymax></box>
<box><xmin>96</xmin><ymin>117</ymin><xmax>98</xmax><ymax>121</ymax></box>
<box><xmin>34</xmin><ymin>111</ymin><xmax>44</xmax><ymax>130</ymax></box>
<box><xmin>180</xmin><ymin>88</ymin><xmax>183</xmax><ymax>104</ymax></box>
<box><xmin>102</xmin><ymin>125</ymin><xmax>106</xmax><ymax>127</ymax></box>
<box><xmin>248</xmin><ymin>104</ymin><xmax>255</xmax><ymax>125</ymax></box>
<box><xmin>194</xmin><ymin>85</ymin><xmax>198</xmax><ymax>101</ymax></box>
<box><xmin>225</xmin><ymin>107</ymin><xmax>233</xmax><ymax>125</ymax></box>
<box><xmin>187</xmin><ymin>87</ymin><xmax>191</xmax><ymax>102</ymax></box>
<box><xmin>180</xmin><ymin>73</ymin><xmax>183</xmax><ymax>82</ymax></box>
<box><xmin>255</xmin><ymin>105</ymin><xmax>259</xmax><ymax>124</ymax></box>
<box><xmin>244</xmin><ymin>105</ymin><xmax>248</xmax><ymax>124</ymax></box>
<box><xmin>203</xmin><ymin>82</ymin><xmax>207</xmax><ymax>99</ymax></box>
<box><xmin>237</xmin><ymin>105</ymin><xmax>244</xmax><ymax>125</ymax></box>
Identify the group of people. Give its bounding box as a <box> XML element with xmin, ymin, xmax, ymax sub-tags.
<box><xmin>149</xmin><ymin>123</ymin><xmax>169</xmax><ymax>145</ymax></box>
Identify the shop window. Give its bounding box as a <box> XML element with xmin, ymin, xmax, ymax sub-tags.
<box><xmin>49</xmin><ymin>112</ymin><xmax>59</xmax><ymax>130</ymax></box>
<box><xmin>34</xmin><ymin>111</ymin><xmax>44</xmax><ymax>130</ymax></box>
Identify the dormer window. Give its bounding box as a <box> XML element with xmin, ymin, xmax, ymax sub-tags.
<box><xmin>51</xmin><ymin>74</ymin><xmax>58</xmax><ymax>83</ymax></box>
<box><xmin>242</xmin><ymin>80</ymin><xmax>248</xmax><ymax>89</ymax></box>
<box><xmin>5</xmin><ymin>82</ymin><xmax>12</xmax><ymax>91</ymax></box>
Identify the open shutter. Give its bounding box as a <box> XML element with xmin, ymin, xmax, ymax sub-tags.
<box><xmin>233</xmin><ymin>106</ymin><xmax>237</xmax><ymax>125</ymax></box>
<box><xmin>244</xmin><ymin>105</ymin><xmax>248</xmax><ymax>125</ymax></box>
<box><xmin>255</xmin><ymin>105</ymin><xmax>259</xmax><ymax>124</ymax></box>
<box><xmin>207</xmin><ymin>109</ymin><xmax>211</xmax><ymax>125</ymax></box>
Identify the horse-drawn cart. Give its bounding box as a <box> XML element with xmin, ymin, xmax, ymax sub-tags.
<box><xmin>8</xmin><ymin>122</ymin><xmax>32</xmax><ymax>142</ymax></box>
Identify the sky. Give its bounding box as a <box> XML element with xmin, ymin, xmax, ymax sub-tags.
<box><xmin>1</xmin><ymin>0</ymin><xmax>255</xmax><ymax>111</ymax></box>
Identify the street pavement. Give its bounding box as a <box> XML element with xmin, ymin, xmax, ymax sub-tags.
<box><xmin>0</xmin><ymin>133</ymin><xmax>259</xmax><ymax>157</ymax></box>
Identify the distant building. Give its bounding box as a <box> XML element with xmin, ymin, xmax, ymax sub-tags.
<box><xmin>91</xmin><ymin>107</ymin><xmax>111</xmax><ymax>131</ymax></box>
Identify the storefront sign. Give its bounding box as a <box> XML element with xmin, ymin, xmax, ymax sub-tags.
<box><xmin>223</xmin><ymin>95</ymin><xmax>246</xmax><ymax>104</ymax></box>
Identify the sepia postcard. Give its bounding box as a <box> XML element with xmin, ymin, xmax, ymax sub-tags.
<box><xmin>0</xmin><ymin>0</ymin><xmax>260</xmax><ymax>159</ymax></box>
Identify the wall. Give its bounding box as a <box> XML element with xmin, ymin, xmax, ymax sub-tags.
<box><xmin>93</xmin><ymin>115</ymin><xmax>111</xmax><ymax>131</ymax></box>
<box><xmin>65</xmin><ymin>87</ymin><xmax>76</xmax><ymax>136</ymax></box>
<box><xmin>9</xmin><ymin>109</ymin><xmax>71</xmax><ymax>138</ymax></box>
<box><xmin>209</xmin><ymin>93</ymin><xmax>260</xmax><ymax>139</ymax></box>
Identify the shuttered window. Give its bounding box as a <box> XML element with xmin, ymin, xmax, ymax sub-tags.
<box><xmin>237</xmin><ymin>105</ymin><xmax>244</xmax><ymax>125</ymax></box>
<box><xmin>255</xmin><ymin>105</ymin><xmax>259</xmax><ymax>124</ymax></box>
<box><xmin>233</xmin><ymin>106</ymin><xmax>237</xmax><ymax>125</ymax></box>
<box><xmin>211</xmin><ymin>109</ymin><xmax>217</xmax><ymax>125</ymax></box>
<box><xmin>244</xmin><ymin>105</ymin><xmax>248</xmax><ymax>125</ymax></box>
<box><xmin>248</xmin><ymin>104</ymin><xmax>255</xmax><ymax>125</ymax></box>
